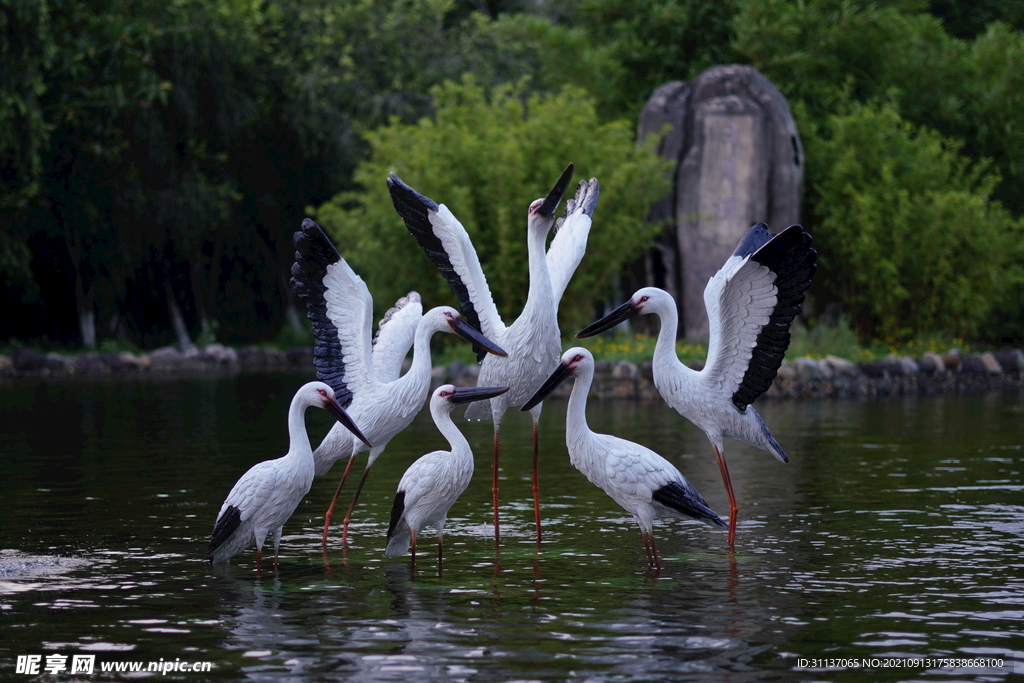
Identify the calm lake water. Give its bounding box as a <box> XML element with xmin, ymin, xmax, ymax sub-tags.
<box><xmin>1</xmin><ymin>373</ymin><xmax>1022</xmax><ymax>682</ymax></box>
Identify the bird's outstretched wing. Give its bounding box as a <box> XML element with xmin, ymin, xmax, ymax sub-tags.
<box><xmin>372</xmin><ymin>292</ymin><xmax>422</xmax><ymax>383</ymax></box>
<box><xmin>387</xmin><ymin>174</ymin><xmax>504</xmax><ymax>359</ymax></box>
<box><xmin>701</xmin><ymin>223</ymin><xmax>816</xmax><ymax>411</ymax></box>
<box><xmin>546</xmin><ymin>177</ymin><xmax>599</xmax><ymax>307</ymax></box>
<box><xmin>290</xmin><ymin>219</ymin><xmax>375</xmax><ymax>406</ymax></box>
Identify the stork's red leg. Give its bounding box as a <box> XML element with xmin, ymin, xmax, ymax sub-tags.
<box><xmin>322</xmin><ymin>453</ymin><xmax>358</xmax><ymax>546</ymax></box>
<box><xmin>641</xmin><ymin>530</ymin><xmax>653</xmax><ymax>565</ymax></box>
<box><xmin>341</xmin><ymin>465</ymin><xmax>374</xmax><ymax>546</ymax></box>
<box><xmin>649</xmin><ymin>532</ymin><xmax>661</xmax><ymax>571</ymax></box>
<box><xmin>410</xmin><ymin>528</ymin><xmax>418</xmax><ymax>570</ymax></box>
<box><xmin>492</xmin><ymin>427</ymin><xmax>501</xmax><ymax>543</ymax></box>
<box><xmin>532</xmin><ymin>420</ymin><xmax>542</xmax><ymax>543</ymax></box>
<box><xmin>714</xmin><ymin>445</ymin><xmax>738</xmax><ymax>545</ymax></box>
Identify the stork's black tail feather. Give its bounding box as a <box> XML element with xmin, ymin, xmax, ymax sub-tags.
<box><xmin>652</xmin><ymin>481</ymin><xmax>728</xmax><ymax>528</ymax></box>
<box><xmin>206</xmin><ymin>505</ymin><xmax>242</xmax><ymax>561</ymax></box>
<box><xmin>384</xmin><ymin>490</ymin><xmax>411</xmax><ymax>557</ymax></box>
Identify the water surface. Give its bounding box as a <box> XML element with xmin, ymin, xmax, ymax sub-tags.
<box><xmin>1</xmin><ymin>374</ymin><xmax>1021</xmax><ymax>681</ymax></box>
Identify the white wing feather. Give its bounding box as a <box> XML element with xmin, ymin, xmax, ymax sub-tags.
<box><xmin>701</xmin><ymin>255</ymin><xmax>778</xmax><ymax>399</ymax></box>
<box><xmin>372</xmin><ymin>292</ymin><xmax>422</xmax><ymax>383</ymax></box>
<box><xmin>322</xmin><ymin>257</ymin><xmax>377</xmax><ymax>393</ymax></box>
<box><xmin>546</xmin><ymin>178</ymin><xmax>599</xmax><ymax>307</ymax></box>
<box><xmin>219</xmin><ymin>460</ymin><xmax>279</xmax><ymax>524</ymax></box>
<box><xmin>430</xmin><ymin>205</ymin><xmax>505</xmax><ymax>340</ymax></box>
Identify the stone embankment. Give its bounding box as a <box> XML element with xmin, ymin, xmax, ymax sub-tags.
<box><xmin>434</xmin><ymin>349</ymin><xmax>1024</xmax><ymax>400</ymax></box>
<box><xmin>0</xmin><ymin>344</ymin><xmax>314</xmax><ymax>378</ymax></box>
<box><xmin>2</xmin><ymin>345</ymin><xmax>1023</xmax><ymax>400</ymax></box>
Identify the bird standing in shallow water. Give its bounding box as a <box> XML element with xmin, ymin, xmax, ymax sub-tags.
<box><xmin>388</xmin><ymin>164</ymin><xmax>599</xmax><ymax>544</ymax></box>
<box><xmin>385</xmin><ymin>384</ymin><xmax>510</xmax><ymax>564</ymax></box>
<box><xmin>290</xmin><ymin>219</ymin><xmax>506</xmax><ymax>547</ymax></box>
<box><xmin>522</xmin><ymin>347</ymin><xmax>726</xmax><ymax>569</ymax></box>
<box><xmin>206</xmin><ymin>381</ymin><xmax>371</xmax><ymax>571</ymax></box>
<box><xmin>577</xmin><ymin>223</ymin><xmax>816</xmax><ymax>545</ymax></box>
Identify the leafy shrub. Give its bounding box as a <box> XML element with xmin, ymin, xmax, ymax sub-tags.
<box><xmin>803</xmin><ymin>99</ymin><xmax>1024</xmax><ymax>341</ymax></box>
<box><xmin>315</xmin><ymin>77</ymin><xmax>672</xmax><ymax>333</ymax></box>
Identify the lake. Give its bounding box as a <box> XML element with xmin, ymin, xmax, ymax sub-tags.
<box><xmin>1</xmin><ymin>373</ymin><xmax>1021</xmax><ymax>681</ymax></box>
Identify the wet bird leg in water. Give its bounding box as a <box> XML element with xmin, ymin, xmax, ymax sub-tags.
<box><xmin>340</xmin><ymin>465</ymin><xmax>374</xmax><ymax>545</ymax></box>
<box><xmin>532</xmin><ymin>422</ymin><xmax>541</xmax><ymax>542</ymax></box>
<box><xmin>714</xmin><ymin>445</ymin><xmax>738</xmax><ymax>545</ymax></box>
<box><xmin>641</xmin><ymin>532</ymin><xmax>662</xmax><ymax>571</ymax></box>
<box><xmin>492</xmin><ymin>429</ymin><xmax>501</xmax><ymax>542</ymax></box>
<box><xmin>322</xmin><ymin>454</ymin><xmax>358</xmax><ymax>545</ymax></box>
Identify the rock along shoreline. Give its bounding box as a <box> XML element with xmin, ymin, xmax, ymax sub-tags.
<box><xmin>3</xmin><ymin>344</ymin><xmax>1023</xmax><ymax>400</ymax></box>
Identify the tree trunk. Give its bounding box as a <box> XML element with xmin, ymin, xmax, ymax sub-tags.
<box><xmin>57</xmin><ymin>208</ymin><xmax>98</xmax><ymax>349</ymax></box>
<box><xmin>165</xmin><ymin>281</ymin><xmax>194</xmax><ymax>350</ymax></box>
<box><xmin>79</xmin><ymin>304</ymin><xmax>96</xmax><ymax>349</ymax></box>
<box><xmin>190</xmin><ymin>257</ymin><xmax>210</xmax><ymax>340</ymax></box>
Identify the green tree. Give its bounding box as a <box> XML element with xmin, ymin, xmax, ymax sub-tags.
<box><xmin>490</xmin><ymin>0</ymin><xmax>738</xmax><ymax>120</ymax></box>
<box><xmin>804</xmin><ymin>99</ymin><xmax>1024</xmax><ymax>341</ymax></box>
<box><xmin>733</xmin><ymin>0</ymin><xmax>1024</xmax><ymax>216</ymax></box>
<box><xmin>929</xmin><ymin>0</ymin><xmax>1024</xmax><ymax>39</ymax></box>
<box><xmin>0</xmin><ymin>0</ymin><xmax>53</xmax><ymax>206</ymax></box>
<box><xmin>315</xmin><ymin>77</ymin><xmax>672</xmax><ymax>332</ymax></box>
<box><xmin>39</xmin><ymin>0</ymin><xmax>172</xmax><ymax>348</ymax></box>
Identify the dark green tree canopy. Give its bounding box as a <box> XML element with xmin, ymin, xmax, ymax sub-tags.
<box><xmin>2</xmin><ymin>0</ymin><xmax>1022</xmax><ymax>348</ymax></box>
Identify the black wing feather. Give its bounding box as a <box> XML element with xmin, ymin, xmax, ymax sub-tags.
<box><xmin>289</xmin><ymin>219</ymin><xmax>354</xmax><ymax>407</ymax></box>
<box><xmin>386</xmin><ymin>489</ymin><xmax>406</xmax><ymax>540</ymax></box>
<box><xmin>731</xmin><ymin>224</ymin><xmax>817</xmax><ymax>411</ymax></box>
<box><xmin>206</xmin><ymin>505</ymin><xmax>242</xmax><ymax>561</ymax></box>
<box><xmin>387</xmin><ymin>173</ymin><xmax>488</xmax><ymax>361</ymax></box>
<box><xmin>651</xmin><ymin>481</ymin><xmax>727</xmax><ymax>527</ymax></box>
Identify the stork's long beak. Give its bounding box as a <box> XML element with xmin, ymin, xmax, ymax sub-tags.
<box><xmin>576</xmin><ymin>300</ymin><xmax>639</xmax><ymax>338</ymax></box>
<box><xmin>521</xmin><ymin>362</ymin><xmax>573</xmax><ymax>411</ymax></box>
<box><xmin>448</xmin><ymin>318</ymin><xmax>507</xmax><ymax>357</ymax></box>
<box><xmin>450</xmin><ymin>386</ymin><xmax>510</xmax><ymax>405</ymax></box>
<box><xmin>324</xmin><ymin>397</ymin><xmax>372</xmax><ymax>449</ymax></box>
<box><xmin>536</xmin><ymin>163</ymin><xmax>575</xmax><ymax>217</ymax></box>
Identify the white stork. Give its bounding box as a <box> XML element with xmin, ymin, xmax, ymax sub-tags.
<box><xmin>206</xmin><ymin>381</ymin><xmax>371</xmax><ymax>571</ymax></box>
<box><xmin>522</xmin><ymin>347</ymin><xmax>726</xmax><ymax>569</ymax></box>
<box><xmin>385</xmin><ymin>384</ymin><xmax>510</xmax><ymax>563</ymax></box>
<box><xmin>387</xmin><ymin>164</ymin><xmax>599</xmax><ymax>543</ymax></box>
<box><xmin>290</xmin><ymin>219</ymin><xmax>506</xmax><ymax>546</ymax></box>
<box><xmin>576</xmin><ymin>223</ymin><xmax>816</xmax><ymax>544</ymax></box>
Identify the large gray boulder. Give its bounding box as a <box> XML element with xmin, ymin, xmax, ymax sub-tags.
<box><xmin>638</xmin><ymin>65</ymin><xmax>804</xmax><ymax>341</ymax></box>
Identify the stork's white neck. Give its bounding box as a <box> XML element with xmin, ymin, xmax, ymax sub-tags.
<box><xmin>431</xmin><ymin>402</ymin><xmax>471</xmax><ymax>458</ymax></box>
<box><xmin>397</xmin><ymin>317</ymin><xmax>438</xmax><ymax>401</ymax></box>
<box><xmin>651</xmin><ymin>299</ymin><xmax>687</xmax><ymax>379</ymax></box>
<box><xmin>286</xmin><ymin>393</ymin><xmax>315</xmax><ymax>460</ymax></box>
<box><xmin>522</xmin><ymin>218</ymin><xmax>555</xmax><ymax>322</ymax></box>
<box><xmin>564</xmin><ymin>366</ymin><xmax>595</xmax><ymax>456</ymax></box>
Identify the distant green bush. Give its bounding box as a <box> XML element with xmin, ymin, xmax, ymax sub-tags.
<box><xmin>803</xmin><ymin>99</ymin><xmax>1024</xmax><ymax>342</ymax></box>
<box><xmin>314</xmin><ymin>77</ymin><xmax>673</xmax><ymax>332</ymax></box>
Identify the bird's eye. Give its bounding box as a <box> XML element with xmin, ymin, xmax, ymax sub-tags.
<box><xmin>317</xmin><ymin>388</ymin><xmax>328</xmax><ymax>398</ymax></box>
<box><xmin>639</xmin><ymin>296</ymin><xmax>650</xmax><ymax>303</ymax></box>
<box><xmin>573</xmin><ymin>354</ymin><xmax>584</xmax><ymax>363</ymax></box>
